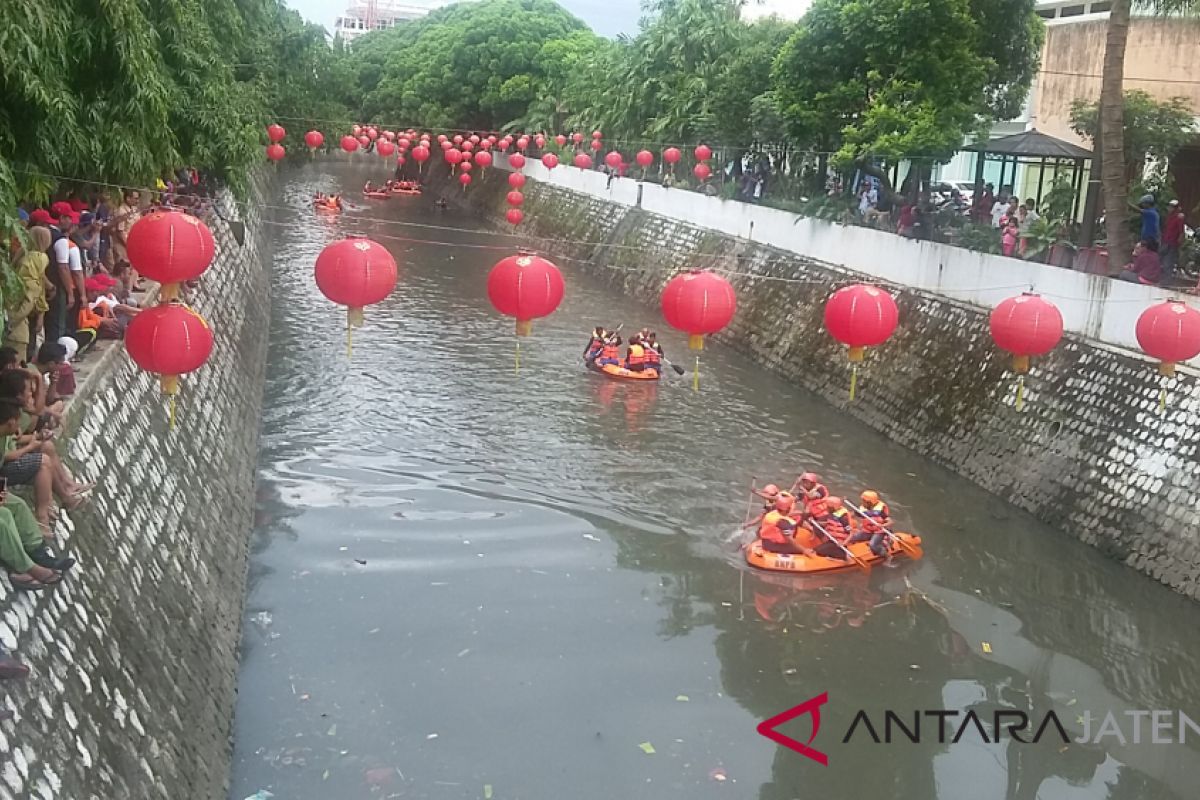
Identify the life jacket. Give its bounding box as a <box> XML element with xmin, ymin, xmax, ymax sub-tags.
<box><xmin>600</xmin><ymin>344</ymin><xmax>619</xmax><ymax>361</ymax></box>
<box><xmin>78</xmin><ymin>305</ymin><xmax>103</xmax><ymax>331</ymax></box>
<box><xmin>860</xmin><ymin>500</ymin><xmax>890</xmax><ymax>531</ymax></box>
<box><xmin>804</xmin><ymin>484</ymin><xmax>830</xmax><ymax>518</ymax></box>
<box><xmin>644</xmin><ymin>345</ymin><xmax>661</xmax><ymax>368</ymax></box>
<box><xmin>792</xmin><ymin>521</ymin><xmax>822</xmax><ymax>550</ymax></box>
<box><xmin>758</xmin><ymin>511</ymin><xmax>794</xmax><ymax>545</ymax></box>
<box><xmin>627</xmin><ymin>343</ymin><xmax>646</xmax><ymax>367</ymax></box>
<box><xmin>826</xmin><ymin>508</ymin><xmax>855</xmax><ymax>538</ymax></box>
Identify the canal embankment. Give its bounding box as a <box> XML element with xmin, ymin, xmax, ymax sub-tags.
<box><xmin>0</xmin><ymin>186</ymin><xmax>269</xmax><ymax>799</ymax></box>
<box><xmin>432</xmin><ymin>161</ymin><xmax>1200</xmax><ymax>599</ymax></box>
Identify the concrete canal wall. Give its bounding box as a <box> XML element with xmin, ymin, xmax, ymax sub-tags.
<box><xmin>435</xmin><ymin>163</ymin><xmax>1200</xmax><ymax>600</ymax></box>
<box><xmin>0</xmin><ymin>189</ymin><xmax>268</xmax><ymax>798</ymax></box>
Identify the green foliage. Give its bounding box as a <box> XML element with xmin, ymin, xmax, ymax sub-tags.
<box><xmin>772</xmin><ymin>0</ymin><xmax>1044</xmax><ymax>166</ymax></box>
<box><xmin>1069</xmin><ymin>90</ymin><xmax>1196</xmax><ymax>179</ymax></box>
<box><xmin>1041</xmin><ymin>173</ymin><xmax>1077</xmax><ymax>223</ymax></box>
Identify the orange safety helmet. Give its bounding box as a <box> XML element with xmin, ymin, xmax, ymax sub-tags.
<box><xmin>756</xmin><ymin>483</ymin><xmax>781</xmax><ymax>499</ymax></box>
<box><xmin>826</xmin><ymin>496</ymin><xmax>844</xmax><ymax>510</ymax></box>
<box><xmin>774</xmin><ymin>492</ymin><xmax>796</xmax><ymax>513</ymax></box>
<box><xmin>799</xmin><ymin>472</ymin><xmax>820</xmax><ymax>485</ymax></box>
<box><xmin>861</xmin><ymin>490</ymin><xmax>880</xmax><ymax>506</ymax></box>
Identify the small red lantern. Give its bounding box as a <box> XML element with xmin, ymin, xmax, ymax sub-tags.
<box><xmin>376</xmin><ymin>140</ymin><xmax>395</xmax><ymax>158</ymax></box>
<box><xmin>398</xmin><ymin>137</ymin><xmax>411</xmax><ymax>149</ymax></box>
<box><xmin>266</xmin><ymin>144</ymin><xmax>285</xmax><ymax>162</ymax></box>
<box><xmin>438</xmin><ymin>134</ymin><xmax>448</xmax><ymax>143</ymax></box>
<box><xmin>453</xmin><ymin>135</ymin><xmax>464</xmax><ymax>145</ymax></box>
<box><xmin>824</xmin><ymin>283</ymin><xmax>899</xmax><ymax>400</ymax></box>
<box><xmin>1136</xmin><ymin>300</ymin><xmax>1200</xmax><ymax>377</ymax></box>
<box><xmin>475</xmin><ymin>150</ymin><xmax>493</xmax><ymax>168</ymax></box>
<box><xmin>341</xmin><ymin>135</ymin><xmax>358</xmax><ymax>153</ymax></box>
<box><xmin>636</xmin><ymin>150</ymin><xmax>654</xmax><ymax>168</ymax></box>
<box><xmin>508</xmin><ymin>172</ymin><xmax>527</xmax><ymax>189</ymax></box>
<box><xmin>126</xmin><ymin>210</ymin><xmax>215</xmax><ymax>300</ymax></box>
<box><xmin>367</xmin><ymin>128</ymin><xmax>379</xmax><ymax>140</ymax></box>
<box><xmin>509</xmin><ymin>153</ymin><xmax>526</xmax><ymax>170</ymax></box>
<box><xmin>460</xmin><ymin>161</ymin><xmax>473</xmax><ymax>173</ymax></box>
<box><xmin>517</xmin><ymin>137</ymin><xmax>530</xmax><ymax>151</ymax></box>
<box><xmin>693</xmin><ymin>163</ymin><xmax>711</xmax><ymax>181</ymax></box>
<box><xmin>358</xmin><ymin>135</ymin><xmax>370</xmax><ymax>148</ymax></box>
<box><xmin>506</xmin><ymin>208</ymin><xmax>524</xmax><ymax>227</ymax></box>
<box><xmin>267</xmin><ymin>124</ymin><xmax>286</xmax><ymax>143</ymax></box>
<box><xmin>314</xmin><ymin>237</ymin><xmax>398</xmax><ymax>351</ymax></box>
<box><xmin>441</xmin><ymin>140</ymin><xmax>453</xmax><ymax>151</ymax></box>
<box><xmin>535</xmin><ymin>135</ymin><xmax>546</xmax><ymax>148</ymax></box>
<box><xmin>383</xmin><ymin>130</ymin><xmax>396</xmax><ymax>141</ymax></box>
<box><xmin>555</xmin><ymin>134</ymin><xmax>567</xmax><ymax>147</ymax></box>
<box><xmin>574</xmin><ymin>154</ymin><xmax>593</xmax><ymax>169</ymax></box>
<box><xmin>459</xmin><ymin>172</ymin><xmax>473</xmax><ymax>188</ymax></box>
<box><xmin>498</xmin><ymin>139</ymin><xmax>511</xmax><ymax>152</ymax></box>
<box><xmin>605</xmin><ymin>151</ymin><xmax>622</xmax><ymax>169</ymax></box>
<box><xmin>506</xmin><ymin>191</ymin><xmax>524</xmax><ymax>207</ymax></box>
<box><xmin>990</xmin><ymin>293</ymin><xmax>1063</xmax><ymax>373</ymax></box>
<box><xmin>445</xmin><ymin>148</ymin><xmax>463</xmax><ymax>167</ymax></box>
<box><xmin>125</xmin><ymin>301</ymin><xmax>213</xmax><ymax>412</ymax></box>
<box><xmin>661</xmin><ymin>270</ymin><xmax>737</xmax><ymax>389</ymax></box>
<box><xmin>462</xmin><ymin>141</ymin><xmax>475</xmax><ymax>153</ymax></box>
<box><xmin>592</xmin><ymin>130</ymin><xmax>603</xmax><ymax>139</ymax></box>
<box><xmin>572</xmin><ymin>133</ymin><xmax>584</xmax><ymax>145</ymax></box>
<box><xmin>305</xmin><ymin>130</ymin><xmax>324</xmax><ymax>151</ymax></box>
<box><xmin>353</xmin><ymin>124</ymin><xmax>363</xmax><ymax>136</ymax></box>
<box><xmin>542</xmin><ymin>154</ymin><xmax>558</xmax><ymax>170</ymax></box>
<box><xmin>470</xmin><ymin>135</ymin><xmax>481</xmax><ymax>144</ymax></box>
<box><xmin>694</xmin><ymin>144</ymin><xmax>712</xmax><ymax>162</ymax></box>
<box><xmin>663</xmin><ymin>147</ymin><xmax>682</xmax><ymax>166</ymax></box>
<box><xmin>590</xmin><ymin>139</ymin><xmax>603</xmax><ymax>153</ymax></box>
<box><xmin>487</xmin><ymin>253</ymin><xmax>564</xmax><ymax>337</ymax></box>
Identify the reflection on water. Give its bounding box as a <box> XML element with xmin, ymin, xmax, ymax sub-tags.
<box><xmin>229</xmin><ymin>161</ymin><xmax>1200</xmax><ymax>800</ymax></box>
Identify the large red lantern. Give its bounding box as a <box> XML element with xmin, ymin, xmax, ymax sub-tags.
<box><xmin>990</xmin><ymin>292</ymin><xmax>1063</xmax><ymax>410</ymax></box>
<box><xmin>694</xmin><ymin>163</ymin><xmax>712</xmax><ymax>182</ymax></box>
<box><xmin>412</xmin><ymin>145</ymin><xmax>430</xmax><ymax>171</ymax></box>
<box><xmin>574</xmin><ymin>154</ymin><xmax>593</xmax><ymax>169</ymax></box>
<box><xmin>661</xmin><ymin>270</ymin><xmax>736</xmax><ymax>389</ymax></box>
<box><xmin>126</xmin><ymin>211</ymin><xmax>215</xmax><ymax>301</ymax></box>
<box><xmin>506</xmin><ymin>208</ymin><xmax>524</xmax><ymax>227</ymax></box>
<box><xmin>541</xmin><ymin>154</ymin><xmax>558</xmax><ymax>170</ymax></box>
<box><xmin>605</xmin><ymin>151</ymin><xmax>622</xmax><ymax>169</ymax></box>
<box><xmin>125</xmin><ymin>301</ymin><xmax>213</xmax><ymax>421</ymax></box>
<box><xmin>824</xmin><ymin>283</ymin><xmax>899</xmax><ymax>400</ymax></box>
<box><xmin>376</xmin><ymin>140</ymin><xmax>395</xmax><ymax>158</ymax></box>
<box><xmin>267</xmin><ymin>124</ymin><xmax>286</xmax><ymax>143</ymax></box>
<box><xmin>509</xmin><ymin>153</ymin><xmax>526</xmax><ymax>170</ymax></box>
<box><xmin>508</xmin><ymin>172</ymin><xmax>527</xmax><ymax>189</ymax></box>
<box><xmin>694</xmin><ymin>144</ymin><xmax>712</xmax><ymax>162</ymax></box>
<box><xmin>486</xmin><ymin>253</ymin><xmax>564</xmax><ymax>338</ymax></box>
<box><xmin>445</xmin><ymin>148</ymin><xmax>463</xmax><ymax>168</ymax></box>
<box><xmin>1136</xmin><ymin>300</ymin><xmax>1200</xmax><ymax>377</ymax></box>
<box><xmin>506</xmin><ymin>191</ymin><xmax>524</xmax><ymax>207</ymax></box>
<box><xmin>314</xmin><ymin>237</ymin><xmax>398</xmax><ymax>353</ymax></box>
<box><xmin>266</xmin><ymin>144</ymin><xmax>285</xmax><ymax>162</ymax></box>
<box><xmin>341</xmin><ymin>135</ymin><xmax>358</xmax><ymax>153</ymax></box>
<box><xmin>305</xmin><ymin>130</ymin><xmax>324</xmax><ymax>151</ymax></box>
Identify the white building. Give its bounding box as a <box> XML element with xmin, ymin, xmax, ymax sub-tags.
<box><xmin>334</xmin><ymin>0</ymin><xmax>448</xmax><ymax>42</ymax></box>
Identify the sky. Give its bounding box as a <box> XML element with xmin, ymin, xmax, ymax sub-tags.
<box><xmin>288</xmin><ymin>0</ymin><xmax>809</xmax><ymax>39</ymax></box>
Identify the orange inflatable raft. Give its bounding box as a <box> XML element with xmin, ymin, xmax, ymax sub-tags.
<box><xmin>587</xmin><ymin>361</ymin><xmax>660</xmax><ymax>381</ymax></box>
<box><xmin>745</xmin><ymin>533</ymin><xmax>922</xmax><ymax>574</ymax></box>
<box><xmin>363</xmin><ymin>190</ymin><xmax>391</xmax><ymax>199</ymax></box>
<box><xmin>391</xmin><ymin>183</ymin><xmax>422</xmax><ymax>195</ymax></box>
<box><xmin>313</xmin><ymin>201</ymin><xmax>342</xmax><ymax>214</ymax></box>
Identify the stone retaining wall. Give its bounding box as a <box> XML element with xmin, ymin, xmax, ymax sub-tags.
<box><xmin>436</xmin><ymin>165</ymin><xmax>1200</xmax><ymax>599</ymax></box>
<box><xmin>0</xmin><ymin>186</ymin><xmax>269</xmax><ymax>798</ymax></box>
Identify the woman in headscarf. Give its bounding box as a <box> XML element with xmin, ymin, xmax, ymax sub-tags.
<box><xmin>5</xmin><ymin>226</ymin><xmax>51</xmax><ymax>357</ymax></box>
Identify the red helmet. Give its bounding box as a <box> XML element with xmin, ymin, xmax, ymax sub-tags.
<box><xmin>800</xmin><ymin>472</ymin><xmax>820</xmax><ymax>484</ymax></box>
<box><xmin>774</xmin><ymin>493</ymin><xmax>796</xmax><ymax>513</ymax></box>
<box><xmin>756</xmin><ymin>483</ymin><xmax>780</xmax><ymax>499</ymax></box>
<box><xmin>827</xmin><ymin>496</ymin><xmax>844</xmax><ymax>510</ymax></box>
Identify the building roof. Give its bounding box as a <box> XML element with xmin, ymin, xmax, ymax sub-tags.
<box><xmin>965</xmin><ymin>129</ymin><xmax>1093</xmax><ymax>160</ymax></box>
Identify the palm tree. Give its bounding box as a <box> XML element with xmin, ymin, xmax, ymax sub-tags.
<box><xmin>1100</xmin><ymin>0</ymin><xmax>1197</xmax><ymax>263</ymax></box>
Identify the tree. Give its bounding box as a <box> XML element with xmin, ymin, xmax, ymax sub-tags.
<box><xmin>1098</xmin><ymin>0</ymin><xmax>1197</xmax><ymax>262</ymax></box>
<box><xmin>1070</xmin><ymin>91</ymin><xmax>1196</xmax><ymax>182</ymax></box>
<box><xmin>772</xmin><ymin>0</ymin><xmax>1044</xmax><ymax>194</ymax></box>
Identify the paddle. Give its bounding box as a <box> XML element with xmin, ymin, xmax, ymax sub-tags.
<box><xmin>584</xmin><ymin>324</ymin><xmax>623</xmax><ymax>363</ymax></box>
<box><xmin>847</xmin><ymin>502</ymin><xmax>920</xmax><ymax>557</ymax></box>
<box><xmin>658</xmin><ymin>354</ymin><xmax>687</xmax><ymax>376</ymax></box>
<box><xmin>808</xmin><ymin>518</ymin><xmax>871</xmax><ymax>573</ymax></box>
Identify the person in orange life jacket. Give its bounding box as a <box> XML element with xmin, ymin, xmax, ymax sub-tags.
<box><xmin>807</xmin><ymin>497</ymin><xmax>854</xmax><ymax>561</ymax></box>
<box><xmin>642</xmin><ymin>330</ymin><xmax>662</xmax><ymax>371</ymax></box>
<box><xmin>583</xmin><ymin>326</ymin><xmax>608</xmax><ymax>362</ymax></box>
<box><xmin>742</xmin><ymin>483</ymin><xmax>781</xmax><ymax>530</ymax></box>
<box><xmin>597</xmin><ymin>335</ymin><xmax>622</xmax><ymax>367</ymax></box>
<box><xmin>847</xmin><ymin>490</ymin><xmax>892</xmax><ymax>558</ymax></box>
<box><xmin>626</xmin><ymin>335</ymin><xmax>648</xmax><ymax>372</ymax></box>
<box><xmin>758</xmin><ymin>493</ymin><xmax>807</xmax><ymax>554</ymax></box>
<box><xmin>792</xmin><ymin>472</ymin><xmax>830</xmax><ymax>518</ymax></box>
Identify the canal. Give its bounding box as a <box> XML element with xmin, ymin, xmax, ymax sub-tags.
<box><xmin>229</xmin><ymin>161</ymin><xmax>1200</xmax><ymax>800</ymax></box>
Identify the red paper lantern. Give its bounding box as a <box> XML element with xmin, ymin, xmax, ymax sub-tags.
<box><xmin>314</xmin><ymin>237</ymin><xmax>398</xmax><ymax>331</ymax></box>
<box><xmin>509</xmin><ymin>153</ymin><xmax>527</xmax><ymax>170</ymax></box>
<box><xmin>1136</xmin><ymin>300</ymin><xmax>1200</xmax><ymax>376</ymax></box>
<box><xmin>445</xmin><ymin>148</ymin><xmax>463</xmax><ymax>166</ymax></box>
<box><xmin>367</xmin><ymin>128</ymin><xmax>379</xmax><ymax>140</ymax></box>
<box><xmin>824</xmin><ymin>283</ymin><xmax>899</xmax><ymax>361</ymax></box>
<box><xmin>459</xmin><ymin>172</ymin><xmax>473</xmax><ymax>187</ymax></box>
<box><xmin>475</xmin><ymin>150</ymin><xmax>493</xmax><ymax>168</ymax></box>
<box><xmin>125</xmin><ymin>301</ymin><xmax>213</xmax><ymax>398</ymax></box>
<box><xmin>486</xmin><ymin>254</ymin><xmax>565</xmax><ymax>336</ymax></box>
<box><xmin>470</xmin><ymin>134</ymin><xmax>481</xmax><ymax>144</ymax></box>
<box><xmin>990</xmin><ymin>293</ymin><xmax>1063</xmax><ymax>373</ymax></box>
<box><xmin>605</xmin><ymin>151</ymin><xmax>622</xmax><ymax>169</ymax></box>
<box><xmin>398</xmin><ymin>137</ymin><xmax>411</xmax><ymax>149</ymax></box>
<box><xmin>412</xmin><ymin>145</ymin><xmax>430</xmax><ymax>163</ymax></box>
<box><xmin>592</xmin><ymin>130</ymin><xmax>603</xmax><ymax>139</ymax></box>
<box><xmin>340</xmin><ymin>135</ymin><xmax>358</xmax><ymax>153</ymax></box>
<box><xmin>462</xmin><ymin>141</ymin><xmax>475</xmax><ymax>153</ymax></box>
<box><xmin>572</xmin><ymin>133</ymin><xmax>584</xmax><ymax>145</ymax></box>
<box><xmin>397</xmin><ymin>155</ymin><xmax>406</xmax><ymax>166</ymax></box>
<box><xmin>498</xmin><ymin>139</ymin><xmax>511</xmax><ymax>152</ymax></box>
<box><xmin>267</xmin><ymin>124</ymin><xmax>286</xmax><ymax>143</ymax></box>
<box><xmin>453</xmin><ymin>135</ymin><xmax>464</xmax><ymax>145</ymax></box>
<box><xmin>438</xmin><ymin>134</ymin><xmax>448</xmax><ymax>143</ymax></box>
<box><xmin>517</xmin><ymin>137</ymin><xmax>530</xmax><ymax>151</ymax></box>
<box><xmin>480</xmin><ymin>140</ymin><xmax>492</xmax><ymax>151</ymax></box>
<box><xmin>693</xmin><ymin>163</ymin><xmax>711</xmax><ymax>181</ymax></box>
<box><xmin>353</xmin><ymin>124</ymin><xmax>363</xmax><ymax>136</ymax></box>
<box><xmin>574</xmin><ymin>154</ymin><xmax>593</xmax><ymax>169</ymax></box>
<box><xmin>266</xmin><ymin>144</ymin><xmax>285</xmax><ymax>162</ymax></box>
<box><xmin>636</xmin><ymin>150</ymin><xmax>654</xmax><ymax>168</ymax></box>
<box><xmin>376</xmin><ymin>141</ymin><xmax>395</xmax><ymax>157</ymax></box>
<box><xmin>508</xmin><ymin>172</ymin><xmax>527</xmax><ymax>189</ymax></box>
<box><xmin>305</xmin><ymin>130</ymin><xmax>324</xmax><ymax>150</ymax></box>
<box><xmin>555</xmin><ymin>134</ymin><xmax>567</xmax><ymax>147</ymax></box>
<box><xmin>663</xmin><ymin>147</ymin><xmax>682</xmax><ymax>165</ymax></box>
<box><xmin>542</xmin><ymin>154</ymin><xmax>558</xmax><ymax>170</ymax></box>
<box><xmin>358</xmin><ymin>135</ymin><xmax>370</xmax><ymax>148</ymax></box>
<box><xmin>506</xmin><ymin>208</ymin><xmax>525</xmax><ymax>226</ymax></box>
<box><xmin>506</xmin><ymin>191</ymin><xmax>524</xmax><ymax>207</ymax></box>
<box><xmin>460</xmin><ymin>161</ymin><xmax>473</xmax><ymax>172</ymax></box>
<box><xmin>590</xmin><ymin>139</ymin><xmax>603</xmax><ymax>152</ymax></box>
<box><xmin>694</xmin><ymin>144</ymin><xmax>712</xmax><ymax>162</ymax></box>
<box><xmin>535</xmin><ymin>135</ymin><xmax>546</xmax><ymax>148</ymax></box>
<box><xmin>383</xmin><ymin>130</ymin><xmax>396</xmax><ymax>141</ymax></box>
<box><xmin>661</xmin><ymin>270</ymin><xmax>737</xmax><ymax>351</ymax></box>
<box><xmin>126</xmin><ymin>211</ymin><xmax>215</xmax><ymax>300</ymax></box>
<box><xmin>440</xmin><ymin>140</ymin><xmax>453</xmax><ymax>151</ymax></box>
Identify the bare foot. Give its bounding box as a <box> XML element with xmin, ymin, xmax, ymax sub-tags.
<box><xmin>27</xmin><ymin>565</ymin><xmax>61</xmax><ymax>585</ymax></box>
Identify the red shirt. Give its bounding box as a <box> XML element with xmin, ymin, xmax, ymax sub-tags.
<box><xmin>1164</xmin><ymin>211</ymin><xmax>1186</xmax><ymax>247</ymax></box>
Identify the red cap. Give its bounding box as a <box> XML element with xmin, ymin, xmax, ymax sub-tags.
<box><xmin>85</xmin><ymin>275</ymin><xmax>117</xmax><ymax>293</ymax></box>
<box><xmin>50</xmin><ymin>201</ymin><xmax>74</xmax><ymax>218</ymax></box>
<box><xmin>29</xmin><ymin>209</ymin><xmax>54</xmax><ymax>226</ymax></box>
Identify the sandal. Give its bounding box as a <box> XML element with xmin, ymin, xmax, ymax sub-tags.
<box><xmin>8</xmin><ymin>574</ymin><xmax>46</xmax><ymax>592</ymax></box>
<box><xmin>27</xmin><ymin>566</ymin><xmax>61</xmax><ymax>585</ymax></box>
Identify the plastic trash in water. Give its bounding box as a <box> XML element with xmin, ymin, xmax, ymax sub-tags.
<box><xmin>250</xmin><ymin>612</ymin><xmax>272</xmax><ymax>629</ymax></box>
<box><xmin>243</xmin><ymin>791</ymin><xmax>274</xmax><ymax>800</ymax></box>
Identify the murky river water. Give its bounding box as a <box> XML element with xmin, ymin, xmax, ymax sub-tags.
<box><xmin>229</xmin><ymin>161</ymin><xmax>1200</xmax><ymax>800</ymax></box>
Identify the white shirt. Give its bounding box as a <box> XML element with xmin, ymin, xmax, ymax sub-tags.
<box><xmin>67</xmin><ymin>241</ymin><xmax>82</xmax><ymax>273</ymax></box>
<box><xmin>52</xmin><ymin>237</ymin><xmax>70</xmax><ymax>266</ymax></box>
<box><xmin>990</xmin><ymin>201</ymin><xmax>1007</xmax><ymax>228</ymax></box>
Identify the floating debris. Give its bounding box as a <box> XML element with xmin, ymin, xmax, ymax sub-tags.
<box><xmin>709</xmin><ymin>767</ymin><xmax>727</xmax><ymax>782</ymax></box>
<box><xmin>484</xmin><ymin>785</ymin><xmax>494</xmax><ymax>799</ymax></box>
<box><xmin>981</xmin><ymin>642</ymin><xmax>993</xmax><ymax>654</ymax></box>
<box><xmin>243</xmin><ymin>792</ymin><xmax>274</xmax><ymax>800</ymax></box>
<box><xmin>638</xmin><ymin>742</ymin><xmax>656</xmax><ymax>755</ymax></box>
<box><xmin>250</xmin><ymin>612</ymin><xmax>273</xmax><ymax>629</ymax></box>
<box><xmin>675</xmin><ymin>695</ymin><xmax>689</xmax><ymax>702</ymax></box>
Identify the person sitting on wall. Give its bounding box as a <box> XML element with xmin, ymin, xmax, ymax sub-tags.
<box><xmin>0</xmin><ymin>367</ymin><xmax>92</xmax><ymax>495</ymax></box>
<box><xmin>0</xmin><ymin>390</ymin><xmax>89</xmax><ymax>536</ymax></box>
<box><xmin>1117</xmin><ymin>239</ymin><xmax>1163</xmax><ymax>285</ymax></box>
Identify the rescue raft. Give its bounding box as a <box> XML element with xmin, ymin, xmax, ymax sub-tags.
<box><xmin>391</xmin><ymin>183</ymin><xmax>422</xmax><ymax>195</ymax></box>
<box><xmin>587</xmin><ymin>361</ymin><xmax>660</xmax><ymax>381</ymax></box>
<box><xmin>313</xmin><ymin>201</ymin><xmax>342</xmax><ymax>214</ymax></box>
<box><xmin>363</xmin><ymin>190</ymin><xmax>391</xmax><ymax>199</ymax></box>
<box><xmin>745</xmin><ymin>533</ymin><xmax>922</xmax><ymax>574</ymax></box>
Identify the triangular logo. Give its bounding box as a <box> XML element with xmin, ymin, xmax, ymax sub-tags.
<box><xmin>756</xmin><ymin>692</ymin><xmax>829</xmax><ymax>766</ymax></box>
